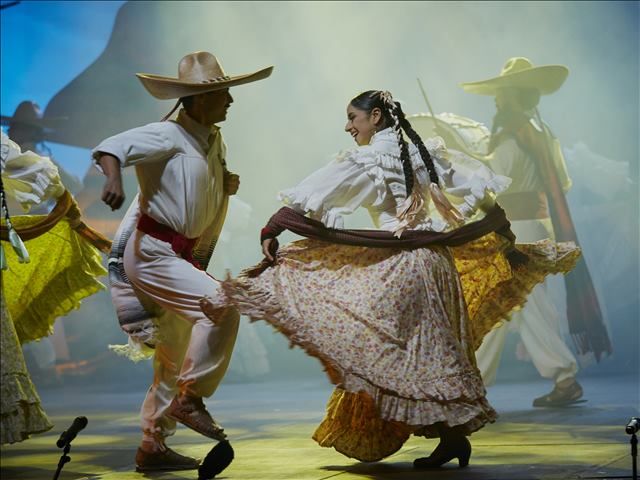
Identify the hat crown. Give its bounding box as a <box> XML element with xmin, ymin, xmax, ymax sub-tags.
<box><xmin>12</xmin><ymin>101</ymin><xmax>42</xmax><ymax>123</ymax></box>
<box><xmin>500</xmin><ymin>57</ymin><xmax>534</xmax><ymax>77</ymax></box>
<box><xmin>177</xmin><ymin>51</ymin><xmax>229</xmax><ymax>84</ymax></box>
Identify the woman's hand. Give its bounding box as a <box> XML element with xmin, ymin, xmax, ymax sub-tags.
<box><xmin>262</xmin><ymin>238</ymin><xmax>278</xmax><ymax>262</ymax></box>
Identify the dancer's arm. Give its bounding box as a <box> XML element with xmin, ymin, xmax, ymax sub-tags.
<box><xmin>1</xmin><ymin>131</ymin><xmax>65</xmax><ymax>211</ymax></box>
<box><xmin>92</xmin><ymin>123</ymin><xmax>175</xmax><ymax>210</ymax></box>
<box><xmin>424</xmin><ymin>137</ymin><xmax>511</xmax><ymax>221</ymax></box>
<box><xmin>277</xmin><ymin>149</ymin><xmax>382</xmax><ymax>229</ymax></box>
<box><xmin>96</xmin><ymin>154</ymin><xmax>125</xmax><ymax>211</ymax></box>
<box><xmin>261</xmin><ymin>149</ymin><xmax>381</xmax><ymax>260</ymax></box>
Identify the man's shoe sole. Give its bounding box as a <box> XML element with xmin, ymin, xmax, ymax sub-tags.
<box><xmin>166</xmin><ymin>412</ymin><xmax>227</xmax><ymax>441</ymax></box>
<box><xmin>533</xmin><ymin>398</ymin><xmax>588</xmax><ymax>408</ymax></box>
<box><xmin>136</xmin><ymin>463</ymin><xmax>199</xmax><ymax>472</ymax></box>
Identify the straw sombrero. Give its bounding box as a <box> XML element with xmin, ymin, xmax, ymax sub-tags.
<box><xmin>1</xmin><ymin>101</ymin><xmax>67</xmax><ymax>131</ymax></box>
<box><xmin>136</xmin><ymin>51</ymin><xmax>273</xmax><ymax>100</ymax></box>
<box><xmin>460</xmin><ymin>57</ymin><xmax>568</xmax><ymax>96</ymax></box>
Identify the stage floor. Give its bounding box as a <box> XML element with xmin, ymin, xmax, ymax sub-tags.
<box><xmin>1</xmin><ymin>374</ymin><xmax>637</xmax><ymax>480</ymax></box>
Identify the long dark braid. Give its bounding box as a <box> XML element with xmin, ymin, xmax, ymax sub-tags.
<box><xmin>371</xmin><ymin>91</ymin><xmax>466</xmax><ymax>227</ymax></box>
<box><xmin>375</xmin><ymin>92</ymin><xmax>416</xmax><ymax>198</ymax></box>
<box><xmin>350</xmin><ymin>90</ymin><xmax>418</xmax><ymax>198</ymax></box>
<box><xmin>398</xmin><ymin>134</ymin><xmax>414</xmax><ymax>196</ymax></box>
<box><xmin>388</xmin><ymin>105</ymin><xmax>415</xmax><ymax>196</ymax></box>
<box><xmin>394</xmin><ymin>102</ymin><xmax>440</xmax><ymax>186</ymax></box>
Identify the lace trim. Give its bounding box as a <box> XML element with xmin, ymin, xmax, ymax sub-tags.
<box><xmin>214</xmin><ymin>273</ymin><xmax>492</xmax><ymax>403</ymax></box>
<box><xmin>1</xmin><ymin>372</ymin><xmax>53</xmax><ymax>445</ymax></box>
<box><xmin>312</xmin><ymin>386</ymin><xmax>496</xmax><ymax>462</ymax></box>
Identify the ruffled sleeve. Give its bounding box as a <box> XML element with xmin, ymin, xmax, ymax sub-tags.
<box><xmin>1</xmin><ymin>131</ymin><xmax>65</xmax><ymax>212</ymax></box>
<box><xmin>424</xmin><ymin>136</ymin><xmax>511</xmax><ymax>219</ymax></box>
<box><xmin>278</xmin><ymin>147</ymin><xmax>386</xmax><ymax>228</ymax></box>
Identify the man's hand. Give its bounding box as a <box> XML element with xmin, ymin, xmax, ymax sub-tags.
<box><xmin>224</xmin><ymin>171</ymin><xmax>240</xmax><ymax>195</ymax></box>
<box><xmin>97</xmin><ymin>153</ymin><xmax>125</xmax><ymax>210</ymax></box>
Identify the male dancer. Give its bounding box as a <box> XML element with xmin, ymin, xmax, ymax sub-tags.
<box><xmin>461</xmin><ymin>57</ymin><xmax>611</xmax><ymax>407</ymax></box>
<box><xmin>93</xmin><ymin>51</ymin><xmax>272</xmax><ymax>471</ymax></box>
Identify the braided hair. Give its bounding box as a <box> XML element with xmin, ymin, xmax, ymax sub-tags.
<box><xmin>349</xmin><ymin>90</ymin><xmax>440</xmax><ymax>197</ymax></box>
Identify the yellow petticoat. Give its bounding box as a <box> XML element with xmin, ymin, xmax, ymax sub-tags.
<box><xmin>313</xmin><ymin>388</ymin><xmax>412</xmax><ymax>462</ymax></box>
<box><xmin>314</xmin><ymin>234</ymin><xmax>580</xmax><ymax>462</ymax></box>
<box><xmin>452</xmin><ymin>233</ymin><xmax>580</xmax><ymax>350</ymax></box>
<box><xmin>1</xmin><ymin>215</ymin><xmax>107</xmax><ymax>345</ymax></box>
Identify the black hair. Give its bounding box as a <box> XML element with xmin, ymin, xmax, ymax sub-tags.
<box><xmin>181</xmin><ymin>95</ymin><xmax>196</xmax><ymax>110</ymax></box>
<box><xmin>161</xmin><ymin>95</ymin><xmax>197</xmax><ymax>121</ymax></box>
<box><xmin>349</xmin><ymin>90</ymin><xmax>440</xmax><ymax>197</ymax></box>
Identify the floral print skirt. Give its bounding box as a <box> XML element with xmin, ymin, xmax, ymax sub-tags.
<box><xmin>209</xmin><ymin>232</ymin><xmax>580</xmax><ymax>462</ymax></box>
<box><xmin>1</xmin><ymin>292</ymin><xmax>53</xmax><ymax>444</ymax></box>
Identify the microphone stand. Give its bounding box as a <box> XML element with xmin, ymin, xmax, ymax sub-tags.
<box><xmin>631</xmin><ymin>431</ymin><xmax>638</xmax><ymax>480</ymax></box>
<box><xmin>627</xmin><ymin>417</ymin><xmax>639</xmax><ymax>480</ymax></box>
<box><xmin>52</xmin><ymin>442</ymin><xmax>71</xmax><ymax>480</ymax></box>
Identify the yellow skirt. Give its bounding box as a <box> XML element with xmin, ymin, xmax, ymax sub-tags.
<box><xmin>2</xmin><ymin>215</ymin><xmax>107</xmax><ymax>344</ymax></box>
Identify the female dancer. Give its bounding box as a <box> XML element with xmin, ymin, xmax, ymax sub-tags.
<box><xmin>201</xmin><ymin>90</ymin><xmax>578</xmax><ymax>467</ymax></box>
<box><xmin>1</xmin><ymin>131</ymin><xmax>109</xmax><ymax>444</ymax></box>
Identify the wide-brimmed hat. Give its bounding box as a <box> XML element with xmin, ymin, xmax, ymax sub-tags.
<box><xmin>1</xmin><ymin>101</ymin><xmax>67</xmax><ymax>131</ymax></box>
<box><xmin>136</xmin><ymin>51</ymin><xmax>273</xmax><ymax>100</ymax></box>
<box><xmin>460</xmin><ymin>57</ymin><xmax>568</xmax><ymax>96</ymax></box>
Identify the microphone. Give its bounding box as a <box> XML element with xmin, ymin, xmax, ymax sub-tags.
<box><xmin>56</xmin><ymin>417</ymin><xmax>88</xmax><ymax>448</ymax></box>
<box><xmin>198</xmin><ymin>440</ymin><xmax>234</xmax><ymax>480</ymax></box>
<box><xmin>627</xmin><ymin>417</ymin><xmax>640</xmax><ymax>435</ymax></box>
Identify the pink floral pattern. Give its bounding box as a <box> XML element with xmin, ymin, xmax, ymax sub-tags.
<box><xmin>203</xmin><ymin>234</ymin><xmax>580</xmax><ymax>462</ymax></box>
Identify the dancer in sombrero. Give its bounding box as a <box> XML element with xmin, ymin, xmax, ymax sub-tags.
<box><xmin>93</xmin><ymin>51</ymin><xmax>272</xmax><ymax>472</ymax></box>
<box><xmin>462</xmin><ymin>57</ymin><xmax>612</xmax><ymax>407</ymax></box>
<box><xmin>201</xmin><ymin>90</ymin><xmax>580</xmax><ymax>467</ymax></box>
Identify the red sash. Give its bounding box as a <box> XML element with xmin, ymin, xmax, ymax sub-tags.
<box><xmin>512</xmin><ymin>122</ymin><xmax>612</xmax><ymax>360</ymax></box>
<box><xmin>137</xmin><ymin>213</ymin><xmax>202</xmax><ymax>270</ymax></box>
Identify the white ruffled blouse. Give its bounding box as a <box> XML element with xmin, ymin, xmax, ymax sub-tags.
<box><xmin>1</xmin><ymin>131</ymin><xmax>65</xmax><ymax>212</ymax></box>
<box><xmin>278</xmin><ymin>127</ymin><xmax>511</xmax><ymax>232</ymax></box>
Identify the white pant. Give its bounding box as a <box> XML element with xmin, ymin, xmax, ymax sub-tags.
<box><xmin>124</xmin><ymin>230</ymin><xmax>239</xmax><ymax>438</ymax></box>
<box><xmin>475</xmin><ymin>218</ymin><xmax>578</xmax><ymax>386</ymax></box>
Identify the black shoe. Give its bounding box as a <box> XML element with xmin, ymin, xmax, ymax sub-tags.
<box><xmin>533</xmin><ymin>380</ymin><xmax>584</xmax><ymax>407</ymax></box>
<box><xmin>198</xmin><ymin>440</ymin><xmax>234</xmax><ymax>480</ymax></box>
<box><xmin>135</xmin><ymin>446</ymin><xmax>200</xmax><ymax>472</ymax></box>
<box><xmin>413</xmin><ymin>436</ymin><xmax>471</xmax><ymax>469</ymax></box>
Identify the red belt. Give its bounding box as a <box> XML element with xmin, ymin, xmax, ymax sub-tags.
<box><xmin>137</xmin><ymin>213</ymin><xmax>202</xmax><ymax>270</ymax></box>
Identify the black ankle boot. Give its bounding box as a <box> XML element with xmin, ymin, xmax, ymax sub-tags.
<box><xmin>413</xmin><ymin>435</ymin><xmax>471</xmax><ymax>469</ymax></box>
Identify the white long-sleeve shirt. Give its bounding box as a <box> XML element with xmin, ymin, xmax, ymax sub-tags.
<box><xmin>279</xmin><ymin>127</ymin><xmax>511</xmax><ymax>232</ymax></box>
<box><xmin>92</xmin><ymin>109</ymin><xmax>226</xmax><ymax>241</ymax></box>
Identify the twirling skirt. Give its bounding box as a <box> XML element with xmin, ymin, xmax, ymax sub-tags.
<box><xmin>1</xmin><ymin>215</ymin><xmax>107</xmax><ymax>444</ymax></box>
<box><xmin>0</xmin><ymin>292</ymin><xmax>53</xmax><ymax>444</ymax></box>
<box><xmin>2</xmin><ymin>216</ymin><xmax>107</xmax><ymax>344</ymax></box>
<box><xmin>209</xmin><ymin>232</ymin><xmax>579</xmax><ymax>461</ymax></box>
